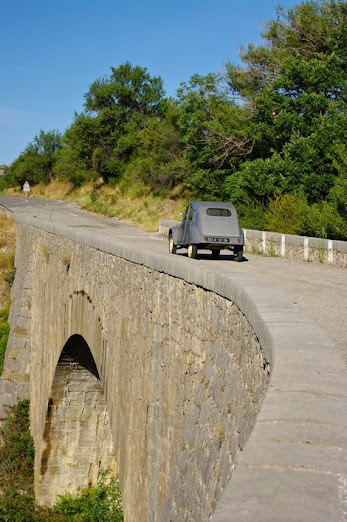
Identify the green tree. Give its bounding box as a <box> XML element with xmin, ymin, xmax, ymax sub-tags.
<box><xmin>176</xmin><ymin>73</ymin><xmax>252</xmax><ymax>197</ymax></box>
<box><xmin>127</xmin><ymin>100</ymin><xmax>187</xmax><ymax>190</ymax></box>
<box><xmin>4</xmin><ymin>130</ymin><xmax>63</xmax><ymax>187</ymax></box>
<box><xmin>223</xmin><ymin>0</ymin><xmax>347</xmax><ymax>237</ymax></box>
<box><xmin>53</xmin><ymin>145</ymin><xmax>98</xmax><ymax>186</ymax></box>
<box><xmin>26</xmin><ymin>129</ymin><xmax>63</xmax><ymax>179</ymax></box>
<box><xmin>65</xmin><ymin>62</ymin><xmax>167</xmax><ymax>184</ymax></box>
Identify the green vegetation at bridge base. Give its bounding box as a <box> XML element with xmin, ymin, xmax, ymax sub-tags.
<box><xmin>0</xmin><ymin>212</ymin><xmax>16</xmax><ymax>376</ymax></box>
<box><xmin>0</xmin><ymin>400</ymin><xmax>123</xmax><ymax>521</ymax></box>
<box><xmin>0</xmin><ymin>301</ymin><xmax>10</xmax><ymax>375</ymax></box>
<box><xmin>52</xmin><ymin>470</ymin><xmax>123</xmax><ymax>522</ymax></box>
<box><xmin>0</xmin><ymin>400</ymin><xmax>38</xmax><ymax>521</ymax></box>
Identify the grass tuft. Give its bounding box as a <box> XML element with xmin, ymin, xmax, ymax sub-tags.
<box><xmin>40</xmin><ymin>243</ymin><xmax>50</xmax><ymax>261</ymax></box>
<box><xmin>0</xmin><ymin>213</ymin><xmax>15</xmax><ymax>375</ymax></box>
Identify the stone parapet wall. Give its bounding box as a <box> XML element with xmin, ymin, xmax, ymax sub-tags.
<box><xmin>159</xmin><ymin>219</ymin><xmax>347</xmax><ymax>267</ymax></box>
<box><xmin>244</xmin><ymin>228</ymin><xmax>347</xmax><ymax>267</ymax></box>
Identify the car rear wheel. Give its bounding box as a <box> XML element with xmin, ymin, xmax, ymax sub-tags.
<box><xmin>235</xmin><ymin>247</ymin><xmax>243</xmax><ymax>262</ymax></box>
<box><xmin>211</xmin><ymin>249</ymin><xmax>220</xmax><ymax>259</ymax></box>
<box><xmin>169</xmin><ymin>234</ymin><xmax>177</xmax><ymax>254</ymax></box>
<box><xmin>187</xmin><ymin>244</ymin><xmax>197</xmax><ymax>259</ymax></box>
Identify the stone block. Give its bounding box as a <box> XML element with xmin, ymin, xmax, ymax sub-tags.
<box><xmin>7</xmin><ymin>346</ymin><xmax>20</xmax><ymax>359</ymax></box>
<box><xmin>1</xmin><ymin>371</ymin><xmax>30</xmax><ymax>383</ymax></box>
<box><xmin>12</xmin><ymin>326</ymin><xmax>28</xmax><ymax>339</ymax></box>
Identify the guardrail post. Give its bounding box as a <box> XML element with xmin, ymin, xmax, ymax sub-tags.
<box><xmin>304</xmin><ymin>238</ymin><xmax>309</xmax><ymax>261</ymax></box>
<box><xmin>262</xmin><ymin>231</ymin><xmax>266</xmax><ymax>254</ymax></box>
<box><xmin>327</xmin><ymin>240</ymin><xmax>333</xmax><ymax>264</ymax></box>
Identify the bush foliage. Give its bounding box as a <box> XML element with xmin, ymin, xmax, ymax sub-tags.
<box><xmin>0</xmin><ymin>213</ymin><xmax>15</xmax><ymax>375</ymax></box>
<box><xmin>0</xmin><ymin>400</ymin><xmax>38</xmax><ymax>522</ymax></box>
<box><xmin>53</xmin><ymin>471</ymin><xmax>123</xmax><ymax>521</ymax></box>
<box><xmin>0</xmin><ymin>300</ymin><xmax>10</xmax><ymax>375</ymax></box>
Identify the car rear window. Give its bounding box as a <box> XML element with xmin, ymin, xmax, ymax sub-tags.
<box><xmin>206</xmin><ymin>208</ymin><xmax>232</xmax><ymax>217</ymax></box>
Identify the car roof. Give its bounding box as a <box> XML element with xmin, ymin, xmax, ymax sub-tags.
<box><xmin>192</xmin><ymin>201</ymin><xmax>236</xmax><ymax>209</ymax></box>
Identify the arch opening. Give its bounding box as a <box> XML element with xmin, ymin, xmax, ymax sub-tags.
<box><xmin>37</xmin><ymin>334</ymin><xmax>117</xmax><ymax>507</ymax></box>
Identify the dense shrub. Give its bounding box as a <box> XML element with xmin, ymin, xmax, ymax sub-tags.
<box><xmin>0</xmin><ymin>400</ymin><xmax>38</xmax><ymax>522</ymax></box>
<box><xmin>0</xmin><ymin>300</ymin><xmax>10</xmax><ymax>375</ymax></box>
<box><xmin>265</xmin><ymin>193</ymin><xmax>308</xmax><ymax>235</ymax></box>
<box><xmin>53</xmin><ymin>471</ymin><xmax>123</xmax><ymax>521</ymax></box>
<box><xmin>303</xmin><ymin>201</ymin><xmax>346</xmax><ymax>240</ymax></box>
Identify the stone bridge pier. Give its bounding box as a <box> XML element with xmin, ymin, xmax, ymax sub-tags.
<box><xmin>36</xmin><ymin>334</ymin><xmax>117</xmax><ymax>505</ymax></box>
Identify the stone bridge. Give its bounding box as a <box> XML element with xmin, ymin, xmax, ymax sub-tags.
<box><xmin>0</xmin><ymin>203</ymin><xmax>346</xmax><ymax>521</ymax></box>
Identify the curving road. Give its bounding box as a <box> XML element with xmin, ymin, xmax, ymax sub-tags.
<box><xmin>1</xmin><ymin>193</ymin><xmax>347</xmax><ymax>521</ymax></box>
<box><xmin>1</xmin><ymin>194</ymin><xmax>346</xmax><ymax>363</ymax></box>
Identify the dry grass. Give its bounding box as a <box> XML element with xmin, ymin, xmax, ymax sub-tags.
<box><xmin>6</xmin><ymin>180</ymin><xmax>73</xmax><ymax>199</ymax></box>
<box><xmin>69</xmin><ymin>181</ymin><xmax>188</xmax><ymax>231</ymax></box>
<box><xmin>0</xmin><ymin>213</ymin><xmax>15</xmax><ymax>309</ymax></box>
<box><xmin>6</xmin><ymin>180</ymin><xmax>188</xmax><ymax>231</ymax></box>
<box><xmin>40</xmin><ymin>243</ymin><xmax>50</xmax><ymax>261</ymax></box>
<box><xmin>87</xmin><ymin>188</ymin><xmax>186</xmax><ymax>231</ymax></box>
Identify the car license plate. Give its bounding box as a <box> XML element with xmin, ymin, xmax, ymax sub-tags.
<box><xmin>205</xmin><ymin>237</ymin><xmax>229</xmax><ymax>243</ymax></box>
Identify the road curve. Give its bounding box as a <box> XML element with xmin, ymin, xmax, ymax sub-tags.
<box><xmin>1</xmin><ymin>194</ymin><xmax>346</xmax><ymax>363</ymax></box>
<box><xmin>1</xmin><ymin>193</ymin><xmax>346</xmax><ymax>521</ymax></box>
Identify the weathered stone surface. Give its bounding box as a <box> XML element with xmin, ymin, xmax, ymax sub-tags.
<box><xmin>2</xmin><ymin>222</ymin><xmax>270</xmax><ymax>520</ymax></box>
<box><xmin>1</xmin><ymin>370</ymin><xmax>30</xmax><ymax>383</ymax></box>
<box><xmin>36</xmin><ymin>347</ymin><xmax>117</xmax><ymax>506</ymax></box>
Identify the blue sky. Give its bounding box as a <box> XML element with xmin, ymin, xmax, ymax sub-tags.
<box><xmin>1</xmin><ymin>0</ymin><xmax>299</xmax><ymax>165</ymax></box>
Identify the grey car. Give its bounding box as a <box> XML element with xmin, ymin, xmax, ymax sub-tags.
<box><xmin>168</xmin><ymin>201</ymin><xmax>244</xmax><ymax>260</ymax></box>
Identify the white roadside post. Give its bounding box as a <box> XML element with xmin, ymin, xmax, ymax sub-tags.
<box><xmin>23</xmin><ymin>181</ymin><xmax>30</xmax><ymax>199</ymax></box>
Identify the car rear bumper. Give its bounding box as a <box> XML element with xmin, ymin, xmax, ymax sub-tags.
<box><xmin>197</xmin><ymin>241</ymin><xmax>244</xmax><ymax>250</ymax></box>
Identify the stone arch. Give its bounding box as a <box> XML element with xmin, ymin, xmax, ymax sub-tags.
<box><xmin>36</xmin><ymin>334</ymin><xmax>117</xmax><ymax>506</ymax></box>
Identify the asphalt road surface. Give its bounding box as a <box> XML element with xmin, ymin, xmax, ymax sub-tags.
<box><xmin>1</xmin><ymin>194</ymin><xmax>346</xmax><ymax>364</ymax></box>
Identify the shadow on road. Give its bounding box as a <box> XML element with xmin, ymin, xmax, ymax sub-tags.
<box><xmin>173</xmin><ymin>252</ymin><xmax>249</xmax><ymax>262</ymax></box>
